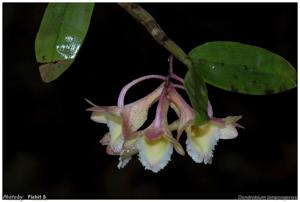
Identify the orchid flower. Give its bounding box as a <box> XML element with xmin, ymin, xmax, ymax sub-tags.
<box><xmin>86</xmin><ymin>75</ymin><xmax>165</xmax><ymax>160</ymax></box>
<box><xmin>134</xmin><ymin>86</ymin><xmax>185</xmax><ymax>173</ymax></box>
<box><xmin>86</xmin><ymin>61</ymin><xmax>242</xmax><ymax>172</ymax></box>
<box><xmin>168</xmin><ymin>86</ymin><xmax>243</xmax><ymax>164</ymax></box>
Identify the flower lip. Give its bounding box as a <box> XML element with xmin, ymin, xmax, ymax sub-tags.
<box><xmin>137</xmin><ymin>135</ymin><xmax>173</xmax><ymax>173</ymax></box>
<box><xmin>185</xmin><ymin>121</ymin><xmax>220</xmax><ymax>164</ymax></box>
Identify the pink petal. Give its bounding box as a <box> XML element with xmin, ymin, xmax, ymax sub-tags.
<box><xmin>100</xmin><ymin>133</ymin><xmax>110</xmax><ymax>145</ymax></box>
<box><xmin>106</xmin><ymin>145</ymin><xmax>120</xmax><ymax>156</ymax></box>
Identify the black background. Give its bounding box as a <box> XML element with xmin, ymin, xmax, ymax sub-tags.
<box><xmin>3</xmin><ymin>3</ymin><xmax>297</xmax><ymax>199</ymax></box>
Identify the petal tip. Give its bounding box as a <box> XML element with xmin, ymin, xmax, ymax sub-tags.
<box><xmin>219</xmin><ymin>124</ymin><xmax>239</xmax><ymax>139</ymax></box>
<box><xmin>117</xmin><ymin>156</ymin><xmax>132</xmax><ymax>169</ymax></box>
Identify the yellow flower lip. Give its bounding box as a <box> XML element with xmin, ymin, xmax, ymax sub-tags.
<box><xmin>137</xmin><ymin>133</ymin><xmax>173</xmax><ymax>173</ymax></box>
<box><xmin>186</xmin><ymin>121</ymin><xmax>220</xmax><ymax>164</ymax></box>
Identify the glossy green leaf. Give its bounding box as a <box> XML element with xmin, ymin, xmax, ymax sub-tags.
<box><xmin>184</xmin><ymin>66</ymin><xmax>209</xmax><ymax>125</ymax></box>
<box><xmin>35</xmin><ymin>3</ymin><xmax>94</xmax><ymax>82</ymax></box>
<box><xmin>188</xmin><ymin>41</ymin><xmax>297</xmax><ymax>95</ymax></box>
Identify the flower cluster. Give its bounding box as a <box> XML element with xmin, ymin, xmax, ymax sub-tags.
<box><xmin>86</xmin><ymin>72</ymin><xmax>242</xmax><ymax>173</ymax></box>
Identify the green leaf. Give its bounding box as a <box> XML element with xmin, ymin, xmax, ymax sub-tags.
<box><xmin>35</xmin><ymin>3</ymin><xmax>94</xmax><ymax>82</ymax></box>
<box><xmin>184</xmin><ymin>66</ymin><xmax>209</xmax><ymax>125</ymax></box>
<box><xmin>188</xmin><ymin>41</ymin><xmax>297</xmax><ymax>95</ymax></box>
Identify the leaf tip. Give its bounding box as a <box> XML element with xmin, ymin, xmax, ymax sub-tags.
<box><xmin>38</xmin><ymin>60</ymin><xmax>73</xmax><ymax>83</ymax></box>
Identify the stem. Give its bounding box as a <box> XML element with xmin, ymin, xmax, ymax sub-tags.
<box><xmin>171</xmin><ymin>73</ymin><xmax>184</xmax><ymax>84</ymax></box>
<box><xmin>168</xmin><ymin>55</ymin><xmax>173</xmax><ymax>75</ymax></box>
<box><xmin>117</xmin><ymin>75</ymin><xmax>166</xmax><ymax>107</ymax></box>
<box><xmin>173</xmin><ymin>84</ymin><xmax>185</xmax><ymax>91</ymax></box>
<box><xmin>118</xmin><ymin>3</ymin><xmax>192</xmax><ymax>68</ymax></box>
